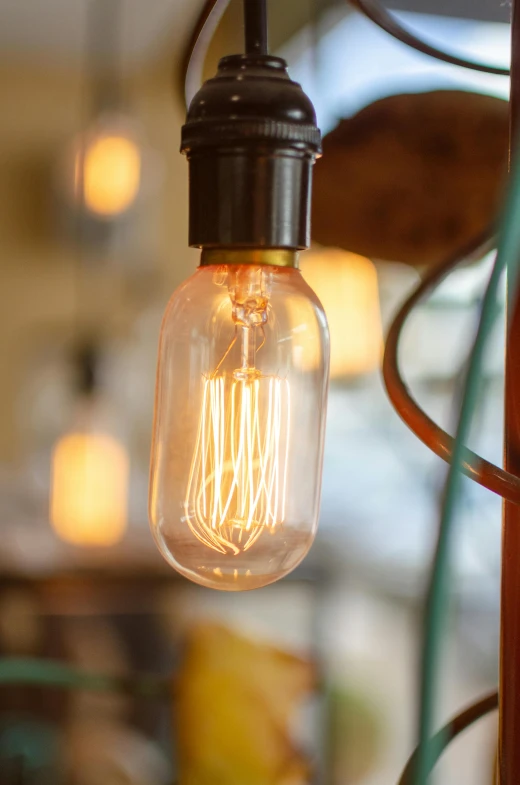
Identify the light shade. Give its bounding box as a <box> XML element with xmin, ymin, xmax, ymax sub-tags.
<box><xmin>300</xmin><ymin>248</ymin><xmax>383</xmax><ymax>378</ymax></box>
<box><xmin>75</xmin><ymin>133</ymin><xmax>141</xmax><ymax>217</ymax></box>
<box><xmin>50</xmin><ymin>432</ymin><xmax>129</xmax><ymax>546</ymax></box>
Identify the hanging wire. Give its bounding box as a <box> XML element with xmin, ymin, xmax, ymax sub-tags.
<box><xmin>90</xmin><ymin>0</ymin><xmax>125</xmax><ymax>112</ymax></box>
<box><xmin>349</xmin><ymin>0</ymin><xmax>510</xmax><ymax>76</ymax></box>
<box><xmin>180</xmin><ymin>0</ymin><xmax>510</xmax><ymax>110</ymax></box>
<box><xmin>244</xmin><ymin>0</ymin><xmax>268</xmax><ymax>55</ymax></box>
<box><xmin>181</xmin><ymin>0</ymin><xmax>268</xmax><ymax>108</ymax></box>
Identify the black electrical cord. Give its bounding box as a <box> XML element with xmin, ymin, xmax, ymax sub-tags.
<box><xmin>180</xmin><ymin>0</ymin><xmax>268</xmax><ymax>109</ymax></box>
<box><xmin>244</xmin><ymin>0</ymin><xmax>268</xmax><ymax>55</ymax></box>
<box><xmin>180</xmin><ymin>0</ymin><xmax>511</xmax><ymax>110</ymax></box>
<box><xmin>349</xmin><ymin>0</ymin><xmax>510</xmax><ymax>77</ymax></box>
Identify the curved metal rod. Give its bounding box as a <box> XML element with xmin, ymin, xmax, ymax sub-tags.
<box><xmin>349</xmin><ymin>0</ymin><xmax>510</xmax><ymax>77</ymax></box>
<box><xmin>397</xmin><ymin>691</ymin><xmax>498</xmax><ymax>784</ymax></box>
<box><xmin>382</xmin><ymin>230</ymin><xmax>520</xmax><ymax>506</ymax></box>
<box><xmin>179</xmin><ymin>0</ymin><xmax>510</xmax><ymax>111</ymax></box>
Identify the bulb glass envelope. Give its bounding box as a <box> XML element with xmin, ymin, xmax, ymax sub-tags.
<box><xmin>149</xmin><ymin>262</ymin><xmax>329</xmax><ymax>591</ymax></box>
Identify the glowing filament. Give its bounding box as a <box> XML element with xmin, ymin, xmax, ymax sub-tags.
<box><xmin>184</xmin><ymin>373</ymin><xmax>291</xmax><ymax>555</ymax></box>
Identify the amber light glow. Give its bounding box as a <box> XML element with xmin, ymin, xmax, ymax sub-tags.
<box><xmin>51</xmin><ymin>432</ymin><xmax>129</xmax><ymax>546</ymax></box>
<box><xmin>301</xmin><ymin>249</ymin><xmax>383</xmax><ymax>378</ymax></box>
<box><xmin>149</xmin><ymin>258</ymin><xmax>329</xmax><ymax>590</ymax></box>
<box><xmin>185</xmin><ymin>267</ymin><xmax>291</xmax><ymax>556</ymax></box>
<box><xmin>75</xmin><ymin>134</ymin><xmax>141</xmax><ymax>217</ymax></box>
<box><xmin>186</xmin><ymin>373</ymin><xmax>291</xmax><ymax>555</ymax></box>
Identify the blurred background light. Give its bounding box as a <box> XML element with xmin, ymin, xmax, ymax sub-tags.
<box><xmin>74</xmin><ymin>125</ymin><xmax>141</xmax><ymax>218</ymax></box>
<box><xmin>48</xmin><ymin>344</ymin><xmax>130</xmax><ymax>548</ymax></box>
<box><xmin>50</xmin><ymin>429</ymin><xmax>128</xmax><ymax>546</ymax></box>
<box><xmin>301</xmin><ymin>248</ymin><xmax>383</xmax><ymax>379</ymax></box>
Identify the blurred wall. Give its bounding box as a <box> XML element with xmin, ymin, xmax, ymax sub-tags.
<box><xmin>0</xmin><ymin>0</ymin><xmax>326</xmax><ymax>466</ymax></box>
<box><xmin>0</xmin><ymin>52</ymin><xmax>199</xmax><ymax>465</ymax></box>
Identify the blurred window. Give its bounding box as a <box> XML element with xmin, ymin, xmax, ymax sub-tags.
<box><xmin>278</xmin><ymin>9</ymin><xmax>510</xmax><ymax>132</ymax></box>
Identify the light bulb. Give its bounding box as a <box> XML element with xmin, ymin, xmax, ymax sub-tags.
<box><xmin>300</xmin><ymin>249</ymin><xmax>383</xmax><ymax>378</ymax></box>
<box><xmin>149</xmin><ymin>252</ymin><xmax>329</xmax><ymax>590</ymax></box>
<box><xmin>76</xmin><ymin>133</ymin><xmax>141</xmax><ymax>217</ymax></box>
<box><xmin>61</xmin><ymin>113</ymin><xmax>144</xmax><ymax>219</ymax></box>
<box><xmin>50</xmin><ymin>394</ymin><xmax>129</xmax><ymax>547</ymax></box>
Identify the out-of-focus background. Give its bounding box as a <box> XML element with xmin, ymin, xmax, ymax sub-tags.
<box><xmin>0</xmin><ymin>0</ymin><xmax>510</xmax><ymax>783</ymax></box>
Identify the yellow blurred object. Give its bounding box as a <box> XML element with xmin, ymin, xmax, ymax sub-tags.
<box><xmin>75</xmin><ymin>134</ymin><xmax>141</xmax><ymax>217</ymax></box>
<box><xmin>300</xmin><ymin>248</ymin><xmax>383</xmax><ymax>378</ymax></box>
<box><xmin>50</xmin><ymin>432</ymin><xmax>129</xmax><ymax>546</ymax></box>
<box><xmin>177</xmin><ymin>624</ymin><xmax>315</xmax><ymax>785</ymax></box>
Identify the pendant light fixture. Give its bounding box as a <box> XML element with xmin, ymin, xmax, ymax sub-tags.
<box><xmin>300</xmin><ymin>248</ymin><xmax>383</xmax><ymax>379</ymax></box>
<box><xmin>148</xmin><ymin>0</ymin><xmax>330</xmax><ymax>591</ymax></box>
<box><xmin>59</xmin><ymin>0</ymin><xmax>143</xmax><ymax>224</ymax></box>
<box><xmin>72</xmin><ymin>114</ymin><xmax>142</xmax><ymax>219</ymax></box>
<box><xmin>50</xmin><ymin>345</ymin><xmax>129</xmax><ymax>547</ymax></box>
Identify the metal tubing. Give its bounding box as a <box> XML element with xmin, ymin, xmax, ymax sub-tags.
<box><xmin>499</xmin><ymin>3</ymin><xmax>520</xmax><ymax>782</ymax></box>
<box><xmin>398</xmin><ymin>692</ymin><xmax>498</xmax><ymax>785</ymax></box>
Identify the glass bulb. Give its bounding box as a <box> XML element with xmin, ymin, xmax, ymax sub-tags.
<box><xmin>61</xmin><ymin>113</ymin><xmax>143</xmax><ymax>219</ymax></box>
<box><xmin>50</xmin><ymin>398</ymin><xmax>129</xmax><ymax>547</ymax></box>
<box><xmin>300</xmin><ymin>248</ymin><xmax>383</xmax><ymax>378</ymax></box>
<box><xmin>76</xmin><ymin>134</ymin><xmax>141</xmax><ymax>217</ymax></box>
<box><xmin>149</xmin><ymin>256</ymin><xmax>329</xmax><ymax>590</ymax></box>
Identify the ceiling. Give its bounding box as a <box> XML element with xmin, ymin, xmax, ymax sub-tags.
<box><xmin>0</xmin><ymin>0</ymin><xmax>200</xmax><ymax>68</ymax></box>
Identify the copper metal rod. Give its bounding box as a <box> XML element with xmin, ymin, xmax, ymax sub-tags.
<box><xmin>499</xmin><ymin>3</ymin><xmax>520</xmax><ymax>782</ymax></box>
<box><xmin>380</xmin><ymin>231</ymin><xmax>520</xmax><ymax>504</ymax></box>
<box><xmin>398</xmin><ymin>692</ymin><xmax>498</xmax><ymax>785</ymax></box>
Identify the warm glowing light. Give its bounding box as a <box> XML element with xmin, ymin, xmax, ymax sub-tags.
<box><xmin>185</xmin><ymin>267</ymin><xmax>291</xmax><ymax>555</ymax></box>
<box><xmin>51</xmin><ymin>432</ymin><xmax>129</xmax><ymax>546</ymax></box>
<box><xmin>185</xmin><ymin>373</ymin><xmax>290</xmax><ymax>555</ymax></box>
<box><xmin>149</xmin><ymin>259</ymin><xmax>329</xmax><ymax>590</ymax></box>
<box><xmin>300</xmin><ymin>248</ymin><xmax>383</xmax><ymax>378</ymax></box>
<box><xmin>75</xmin><ymin>134</ymin><xmax>141</xmax><ymax>217</ymax></box>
